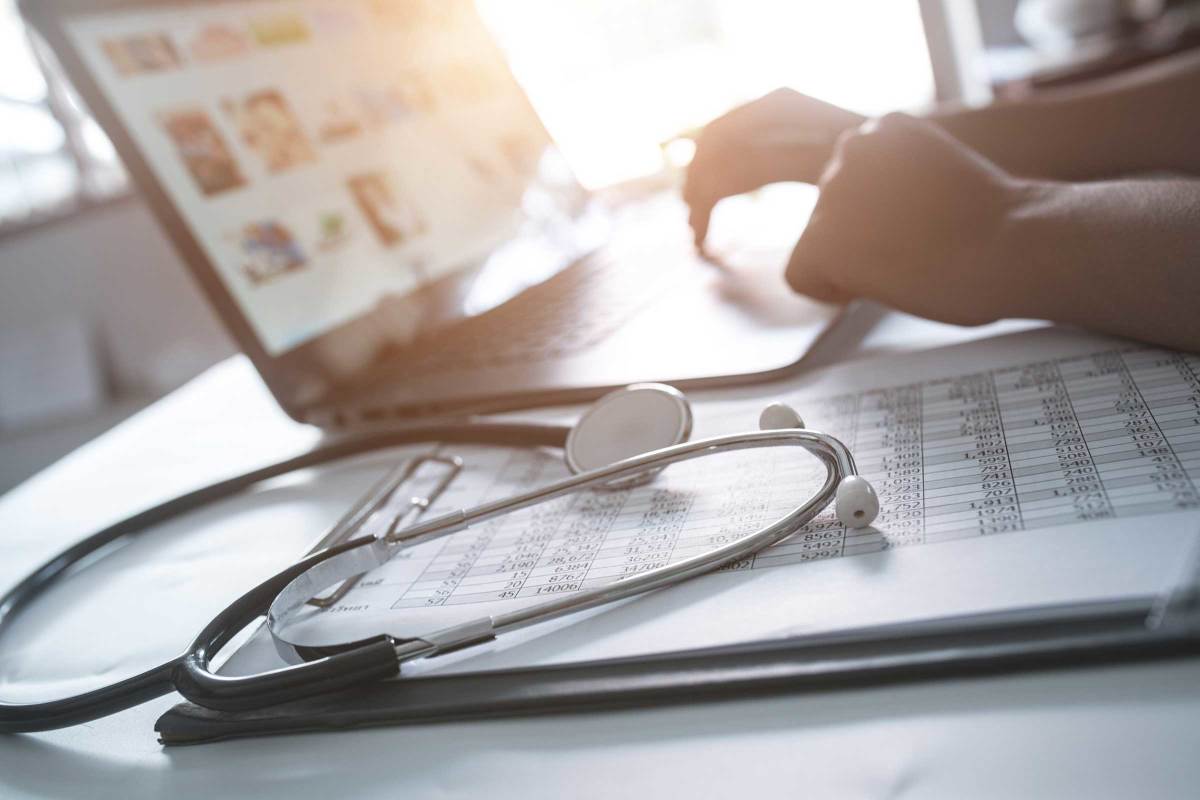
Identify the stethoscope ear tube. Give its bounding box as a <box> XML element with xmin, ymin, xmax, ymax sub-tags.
<box><xmin>173</xmin><ymin>537</ymin><xmax>401</xmax><ymax>712</ymax></box>
<box><xmin>0</xmin><ymin>422</ymin><xmax>569</xmax><ymax>733</ymax></box>
<box><xmin>0</xmin><ymin>415</ymin><xmax>872</xmax><ymax>730</ymax></box>
<box><xmin>266</xmin><ymin>427</ymin><xmax>870</xmax><ymax>673</ymax></box>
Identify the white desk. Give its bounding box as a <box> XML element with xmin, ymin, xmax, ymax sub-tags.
<box><xmin>2</xmin><ymin>309</ymin><xmax>1198</xmax><ymax>799</ymax></box>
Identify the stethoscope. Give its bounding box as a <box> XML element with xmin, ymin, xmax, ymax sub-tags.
<box><xmin>0</xmin><ymin>384</ymin><xmax>877</xmax><ymax>733</ymax></box>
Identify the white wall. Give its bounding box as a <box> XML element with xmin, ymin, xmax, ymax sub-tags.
<box><xmin>0</xmin><ymin>197</ymin><xmax>235</xmax><ymax>409</ymax></box>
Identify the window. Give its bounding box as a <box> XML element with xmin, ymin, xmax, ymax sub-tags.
<box><xmin>0</xmin><ymin>0</ymin><xmax>127</xmax><ymax>231</ymax></box>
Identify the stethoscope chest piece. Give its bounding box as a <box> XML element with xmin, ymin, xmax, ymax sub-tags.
<box><xmin>565</xmin><ymin>383</ymin><xmax>693</xmax><ymax>489</ymax></box>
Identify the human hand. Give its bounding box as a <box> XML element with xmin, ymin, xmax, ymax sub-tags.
<box><xmin>683</xmin><ymin>88</ymin><xmax>865</xmax><ymax>248</ymax></box>
<box><xmin>786</xmin><ymin>113</ymin><xmax>1033</xmax><ymax>326</ymax></box>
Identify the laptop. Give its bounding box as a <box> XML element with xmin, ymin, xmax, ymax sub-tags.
<box><xmin>27</xmin><ymin>0</ymin><xmax>841</xmax><ymax>426</ymax></box>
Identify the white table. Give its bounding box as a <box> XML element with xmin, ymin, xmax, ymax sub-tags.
<box><xmin>2</xmin><ymin>308</ymin><xmax>1198</xmax><ymax>799</ymax></box>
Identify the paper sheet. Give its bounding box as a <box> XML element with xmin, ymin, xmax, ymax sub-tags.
<box><xmin>222</xmin><ymin>327</ymin><xmax>1200</xmax><ymax>677</ymax></box>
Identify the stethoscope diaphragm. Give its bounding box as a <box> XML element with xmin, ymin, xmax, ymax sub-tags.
<box><xmin>565</xmin><ymin>383</ymin><xmax>693</xmax><ymax>490</ymax></box>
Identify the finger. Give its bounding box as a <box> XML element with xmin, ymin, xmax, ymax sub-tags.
<box><xmin>681</xmin><ymin>151</ymin><xmax>716</xmax><ymax>209</ymax></box>
<box><xmin>786</xmin><ymin>260</ymin><xmax>854</xmax><ymax>305</ymax></box>
<box><xmin>684</xmin><ymin>139</ymin><xmax>826</xmax><ymax>248</ymax></box>
<box><xmin>688</xmin><ymin>199</ymin><xmax>713</xmax><ymax>249</ymax></box>
<box><xmin>689</xmin><ymin>136</ymin><xmax>834</xmax><ymax>206</ymax></box>
<box><xmin>682</xmin><ymin>154</ymin><xmax>718</xmax><ymax>247</ymax></box>
<box><xmin>784</xmin><ymin>218</ymin><xmax>855</xmax><ymax>305</ymax></box>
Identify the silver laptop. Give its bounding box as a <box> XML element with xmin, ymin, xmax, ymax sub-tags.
<box><xmin>27</xmin><ymin>0</ymin><xmax>841</xmax><ymax>426</ymax></box>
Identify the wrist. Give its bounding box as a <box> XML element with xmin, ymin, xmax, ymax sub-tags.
<box><xmin>987</xmin><ymin>177</ymin><xmax>1072</xmax><ymax>321</ymax></box>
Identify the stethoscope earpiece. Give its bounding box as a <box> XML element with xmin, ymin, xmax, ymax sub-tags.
<box><xmin>759</xmin><ymin>401</ymin><xmax>878</xmax><ymax>529</ymax></box>
<box><xmin>758</xmin><ymin>401</ymin><xmax>805</xmax><ymax>430</ymax></box>
<box><xmin>835</xmin><ymin>476</ymin><xmax>879</xmax><ymax>529</ymax></box>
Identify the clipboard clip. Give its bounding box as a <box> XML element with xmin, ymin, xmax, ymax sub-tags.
<box><xmin>306</xmin><ymin>453</ymin><xmax>463</xmax><ymax>609</ymax></box>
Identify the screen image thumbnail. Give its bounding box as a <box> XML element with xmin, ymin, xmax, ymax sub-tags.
<box><xmin>185</xmin><ymin>23</ymin><xmax>252</xmax><ymax>63</ymax></box>
<box><xmin>222</xmin><ymin>90</ymin><xmax>317</xmax><ymax>174</ymax></box>
<box><xmin>230</xmin><ymin>220</ymin><xmax>308</xmax><ymax>285</ymax></box>
<box><xmin>102</xmin><ymin>33</ymin><xmax>181</xmax><ymax>76</ymax></box>
<box><xmin>247</xmin><ymin>13</ymin><xmax>312</xmax><ymax>47</ymax></box>
<box><xmin>347</xmin><ymin>172</ymin><xmax>425</xmax><ymax>247</ymax></box>
<box><xmin>159</xmin><ymin>109</ymin><xmax>246</xmax><ymax>196</ymax></box>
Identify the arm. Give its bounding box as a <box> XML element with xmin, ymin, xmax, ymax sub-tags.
<box><xmin>785</xmin><ymin>114</ymin><xmax>1200</xmax><ymax>352</ymax></box>
<box><xmin>1006</xmin><ymin>176</ymin><xmax>1200</xmax><ymax>350</ymax></box>
<box><xmin>685</xmin><ymin>49</ymin><xmax>1200</xmax><ymax>245</ymax></box>
<box><xmin>931</xmin><ymin>48</ymin><xmax>1200</xmax><ymax>181</ymax></box>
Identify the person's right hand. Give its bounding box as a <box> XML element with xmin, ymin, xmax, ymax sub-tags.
<box><xmin>682</xmin><ymin>88</ymin><xmax>865</xmax><ymax>248</ymax></box>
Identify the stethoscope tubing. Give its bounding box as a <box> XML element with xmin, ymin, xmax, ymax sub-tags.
<box><xmin>267</xmin><ymin>429</ymin><xmax>848</xmax><ymax>668</ymax></box>
<box><xmin>187</xmin><ymin>429</ymin><xmax>851</xmax><ymax>713</ymax></box>
<box><xmin>0</xmin><ymin>422</ymin><xmax>857</xmax><ymax>733</ymax></box>
<box><xmin>0</xmin><ymin>422</ymin><xmax>568</xmax><ymax>734</ymax></box>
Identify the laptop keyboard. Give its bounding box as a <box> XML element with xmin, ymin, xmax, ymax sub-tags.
<box><xmin>397</xmin><ymin>245</ymin><xmax>680</xmax><ymax>373</ymax></box>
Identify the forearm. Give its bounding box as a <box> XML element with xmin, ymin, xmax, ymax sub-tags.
<box><xmin>928</xmin><ymin>49</ymin><xmax>1200</xmax><ymax>180</ymax></box>
<box><xmin>1003</xmin><ymin>177</ymin><xmax>1200</xmax><ymax>351</ymax></box>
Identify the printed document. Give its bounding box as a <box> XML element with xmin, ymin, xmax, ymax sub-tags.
<box><xmin>222</xmin><ymin>327</ymin><xmax>1200</xmax><ymax>677</ymax></box>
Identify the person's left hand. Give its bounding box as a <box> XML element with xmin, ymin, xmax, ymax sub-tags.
<box><xmin>785</xmin><ymin>113</ymin><xmax>1035</xmax><ymax>326</ymax></box>
<box><xmin>683</xmin><ymin>88</ymin><xmax>865</xmax><ymax>248</ymax></box>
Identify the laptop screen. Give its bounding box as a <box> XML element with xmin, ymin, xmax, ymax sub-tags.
<box><xmin>62</xmin><ymin>0</ymin><xmax>563</xmax><ymax>355</ymax></box>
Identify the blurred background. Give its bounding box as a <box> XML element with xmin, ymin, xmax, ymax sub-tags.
<box><xmin>2</xmin><ymin>0</ymin><xmax>1199</xmax><ymax>493</ymax></box>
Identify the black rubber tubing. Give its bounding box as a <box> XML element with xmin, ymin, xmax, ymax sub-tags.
<box><xmin>0</xmin><ymin>422</ymin><xmax>569</xmax><ymax>733</ymax></box>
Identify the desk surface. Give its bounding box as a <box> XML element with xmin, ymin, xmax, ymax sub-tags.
<box><xmin>2</xmin><ymin>308</ymin><xmax>1198</xmax><ymax>799</ymax></box>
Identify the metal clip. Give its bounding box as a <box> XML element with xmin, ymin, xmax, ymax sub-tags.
<box><xmin>306</xmin><ymin>453</ymin><xmax>463</xmax><ymax>608</ymax></box>
<box><xmin>383</xmin><ymin>460</ymin><xmax>464</xmax><ymax>543</ymax></box>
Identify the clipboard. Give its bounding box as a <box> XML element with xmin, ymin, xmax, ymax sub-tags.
<box><xmin>154</xmin><ymin>448</ymin><xmax>1200</xmax><ymax>745</ymax></box>
<box><xmin>154</xmin><ymin>323</ymin><xmax>1200</xmax><ymax>743</ymax></box>
<box><xmin>156</xmin><ymin>592</ymin><xmax>1200</xmax><ymax>745</ymax></box>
